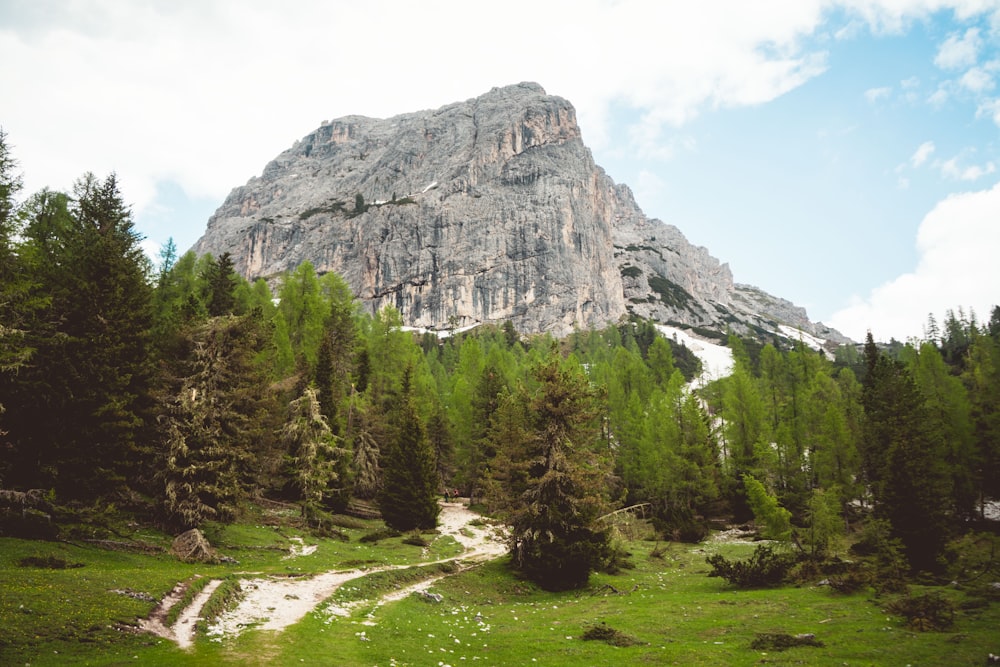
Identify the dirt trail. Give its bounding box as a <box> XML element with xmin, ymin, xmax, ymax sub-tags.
<box><xmin>142</xmin><ymin>501</ymin><xmax>505</xmax><ymax>648</ymax></box>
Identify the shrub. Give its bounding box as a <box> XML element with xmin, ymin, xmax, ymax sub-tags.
<box><xmin>581</xmin><ymin>622</ymin><xmax>646</xmax><ymax>647</ymax></box>
<box><xmin>360</xmin><ymin>527</ymin><xmax>401</xmax><ymax>543</ymax></box>
<box><xmin>886</xmin><ymin>592</ymin><xmax>955</xmax><ymax>631</ymax></box>
<box><xmin>401</xmin><ymin>532</ymin><xmax>429</xmax><ymax>547</ymax></box>
<box><xmin>620</xmin><ymin>265</ymin><xmax>642</xmax><ymax>279</ymax></box>
<box><xmin>706</xmin><ymin>543</ymin><xmax>795</xmax><ymax>588</ymax></box>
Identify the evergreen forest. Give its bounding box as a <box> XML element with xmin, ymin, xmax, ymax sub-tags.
<box><xmin>3</xmin><ymin>129</ymin><xmax>1000</xmax><ymax>622</ymax></box>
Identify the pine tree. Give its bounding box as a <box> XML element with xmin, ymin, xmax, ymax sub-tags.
<box><xmin>862</xmin><ymin>335</ymin><xmax>952</xmax><ymax>572</ymax></box>
<box><xmin>204</xmin><ymin>251</ymin><xmax>238</xmax><ymax>316</ymax></box>
<box><xmin>487</xmin><ymin>352</ymin><xmax>613</xmax><ymax>591</ymax></box>
<box><xmin>6</xmin><ymin>174</ymin><xmax>155</xmax><ymax>499</ymax></box>
<box><xmin>160</xmin><ymin>314</ymin><xmax>279</xmax><ymax>528</ymax></box>
<box><xmin>378</xmin><ymin>367</ymin><xmax>440</xmax><ymax>531</ymax></box>
<box><xmin>281</xmin><ymin>386</ymin><xmax>349</xmax><ymax>520</ymax></box>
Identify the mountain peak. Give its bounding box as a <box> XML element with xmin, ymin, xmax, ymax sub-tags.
<box><xmin>192</xmin><ymin>85</ymin><xmax>849</xmax><ymax>345</ymax></box>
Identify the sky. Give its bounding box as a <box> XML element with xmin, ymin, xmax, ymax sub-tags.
<box><xmin>2</xmin><ymin>0</ymin><xmax>999</xmax><ymax>343</ymax></box>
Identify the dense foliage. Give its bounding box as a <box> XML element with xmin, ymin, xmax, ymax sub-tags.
<box><xmin>1</xmin><ymin>131</ymin><xmax>999</xmax><ymax>588</ymax></box>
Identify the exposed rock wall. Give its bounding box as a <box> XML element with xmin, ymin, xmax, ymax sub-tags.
<box><xmin>192</xmin><ymin>83</ymin><xmax>849</xmax><ymax>343</ymax></box>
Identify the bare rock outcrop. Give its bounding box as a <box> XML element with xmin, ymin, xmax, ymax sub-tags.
<box><xmin>192</xmin><ymin>83</ymin><xmax>849</xmax><ymax>343</ymax></box>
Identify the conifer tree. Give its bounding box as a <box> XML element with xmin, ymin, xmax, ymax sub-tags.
<box><xmin>903</xmin><ymin>342</ymin><xmax>977</xmax><ymax>518</ymax></box>
<box><xmin>277</xmin><ymin>261</ymin><xmax>327</xmax><ymax>371</ymax></box>
<box><xmin>160</xmin><ymin>314</ymin><xmax>278</xmax><ymax>528</ymax></box>
<box><xmin>862</xmin><ymin>334</ymin><xmax>952</xmax><ymax>572</ymax></box>
<box><xmin>964</xmin><ymin>333</ymin><xmax>1000</xmax><ymax>509</ymax></box>
<box><xmin>281</xmin><ymin>386</ymin><xmax>349</xmax><ymax>520</ymax></box>
<box><xmin>204</xmin><ymin>251</ymin><xmax>238</xmax><ymax>316</ymax></box>
<box><xmin>487</xmin><ymin>352</ymin><xmax>612</xmax><ymax>591</ymax></box>
<box><xmin>378</xmin><ymin>367</ymin><xmax>440</xmax><ymax>531</ymax></box>
<box><xmin>6</xmin><ymin>173</ymin><xmax>154</xmax><ymax>499</ymax></box>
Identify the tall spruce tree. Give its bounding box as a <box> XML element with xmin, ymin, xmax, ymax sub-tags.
<box><xmin>160</xmin><ymin>314</ymin><xmax>279</xmax><ymax>528</ymax></box>
<box><xmin>486</xmin><ymin>352</ymin><xmax>612</xmax><ymax>591</ymax></box>
<box><xmin>378</xmin><ymin>366</ymin><xmax>440</xmax><ymax>531</ymax></box>
<box><xmin>862</xmin><ymin>333</ymin><xmax>952</xmax><ymax>572</ymax></box>
<box><xmin>6</xmin><ymin>174</ymin><xmax>154</xmax><ymax>499</ymax></box>
<box><xmin>281</xmin><ymin>386</ymin><xmax>350</xmax><ymax>520</ymax></box>
<box><xmin>204</xmin><ymin>251</ymin><xmax>238</xmax><ymax>316</ymax></box>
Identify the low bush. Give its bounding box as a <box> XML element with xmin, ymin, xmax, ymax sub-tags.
<box><xmin>706</xmin><ymin>543</ymin><xmax>795</xmax><ymax>588</ymax></box>
<box><xmin>885</xmin><ymin>591</ymin><xmax>955</xmax><ymax>631</ymax></box>
<box><xmin>401</xmin><ymin>532</ymin><xmax>429</xmax><ymax>547</ymax></box>
<box><xmin>18</xmin><ymin>555</ymin><xmax>84</xmax><ymax>569</ymax></box>
<box><xmin>359</xmin><ymin>527</ymin><xmax>401</xmax><ymax>543</ymax></box>
<box><xmin>581</xmin><ymin>622</ymin><xmax>646</xmax><ymax>647</ymax></box>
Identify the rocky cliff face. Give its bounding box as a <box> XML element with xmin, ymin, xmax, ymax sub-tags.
<box><xmin>192</xmin><ymin>82</ymin><xmax>849</xmax><ymax>343</ymax></box>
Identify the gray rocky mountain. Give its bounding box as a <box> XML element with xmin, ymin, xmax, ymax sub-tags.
<box><xmin>192</xmin><ymin>82</ymin><xmax>850</xmax><ymax>345</ymax></box>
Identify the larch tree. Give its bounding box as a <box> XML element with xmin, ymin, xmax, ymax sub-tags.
<box><xmin>902</xmin><ymin>342</ymin><xmax>977</xmax><ymax>518</ymax></box>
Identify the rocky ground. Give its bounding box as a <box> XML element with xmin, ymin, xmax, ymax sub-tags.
<box><xmin>141</xmin><ymin>501</ymin><xmax>505</xmax><ymax>648</ymax></box>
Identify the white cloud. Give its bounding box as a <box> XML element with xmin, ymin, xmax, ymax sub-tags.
<box><xmin>960</xmin><ymin>66</ymin><xmax>995</xmax><ymax>92</ymax></box>
<box><xmin>4</xmin><ymin>0</ymin><xmax>998</xmax><ymax>218</ymax></box>
<box><xmin>0</xmin><ymin>0</ymin><xmax>935</xmax><ymax>218</ymax></box>
<box><xmin>911</xmin><ymin>140</ymin><xmax>935</xmax><ymax>167</ymax></box>
<box><xmin>940</xmin><ymin>156</ymin><xmax>997</xmax><ymax>180</ymax></box>
<box><xmin>934</xmin><ymin>27</ymin><xmax>982</xmax><ymax>70</ymax></box>
<box><xmin>865</xmin><ymin>86</ymin><xmax>893</xmax><ymax>102</ymax></box>
<box><xmin>976</xmin><ymin>97</ymin><xmax>1000</xmax><ymax>125</ymax></box>
<box><xmin>830</xmin><ymin>180</ymin><xmax>1000</xmax><ymax>341</ymax></box>
<box><xmin>927</xmin><ymin>85</ymin><xmax>951</xmax><ymax>106</ymax></box>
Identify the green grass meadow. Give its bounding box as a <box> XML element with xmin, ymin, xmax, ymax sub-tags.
<box><xmin>2</xmin><ymin>521</ymin><xmax>998</xmax><ymax>666</ymax></box>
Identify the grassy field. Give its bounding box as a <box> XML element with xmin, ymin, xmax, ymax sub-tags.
<box><xmin>2</xmin><ymin>514</ymin><xmax>998</xmax><ymax>666</ymax></box>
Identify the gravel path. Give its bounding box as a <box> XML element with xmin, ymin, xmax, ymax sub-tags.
<box><xmin>142</xmin><ymin>501</ymin><xmax>505</xmax><ymax>648</ymax></box>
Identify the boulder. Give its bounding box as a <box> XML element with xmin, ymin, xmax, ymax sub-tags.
<box><xmin>171</xmin><ymin>528</ymin><xmax>217</xmax><ymax>563</ymax></box>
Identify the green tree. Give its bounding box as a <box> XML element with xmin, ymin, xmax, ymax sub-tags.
<box><xmin>204</xmin><ymin>251</ymin><xmax>238</xmax><ymax>316</ymax></box>
<box><xmin>277</xmin><ymin>261</ymin><xmax>327</xmax><ymax>371</ymax></box>
<box><xmin>903</xmin><ymin>342</ymin><xmax>977</xmax><ymax>518</ymax></box>
<box><xmin>0</xmin><ymin>129</ymin><xmax>30</xmax><ymax>385</ymax></box>
<box><xmin>742</xmin><ymin>473</ymin><xmax>792</xmax><ymax>541</ymax></box>
<box><xmin>964</xmin><ymin>332</ymin><xmax>1000</xmax><ymax>509</ymax></box>
<box><xmin>6</xmin><ymin>174</ymin><xmax>155</xmax><ymax>499</ymax></box>
<box><xmin>487</xmin><ymin>352</ymin><xmax>613</xmax><ymax>591</ymax></box>
<box><xmin>281</xmin><ymin>386</ymin><xmax>350</xmax><ymax>520</ymax></box>
<box><xmin>862</xmin><ymin>334</ymin><xmax>952</xmax><ymax>572</ymax></box>
<box><xmin>160</xmin><ymin>314</ymin><xmax>279</xmax><ymax>528</ymax></box>
<box><xmin>378</xmin><ymin>367</ymin><xmax>440</xmax><ymax>531</ymax></box>
<box><xmin>313</xmin><ymin>273</ymin><xmax>358</xmax><ymax>431</ymax></box>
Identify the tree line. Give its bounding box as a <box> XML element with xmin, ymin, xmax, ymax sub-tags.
<box><xmin>2</xmin><ymin>130</ymin><xmax>999</xmax><ymax>590</ymax></box>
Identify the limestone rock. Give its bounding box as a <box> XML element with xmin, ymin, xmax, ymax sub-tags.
<box><xmin>192</xmin><ymin>83</ymin><xmax>849</xmax><ymax>344</ymax></box>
